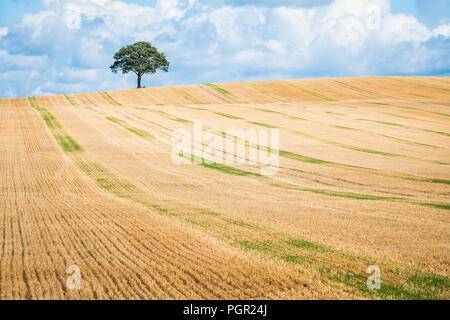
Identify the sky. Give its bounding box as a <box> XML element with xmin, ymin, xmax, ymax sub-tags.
<box><xmin>0</xmin><ymin>0</ymin><xmax>449</xmax><ymax>98</ymax></box>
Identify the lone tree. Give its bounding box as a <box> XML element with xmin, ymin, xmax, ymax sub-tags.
<box><xmin>110</xmin><ymin>41</ymin><xmax>170</xmax><ymax>89</ymax></box>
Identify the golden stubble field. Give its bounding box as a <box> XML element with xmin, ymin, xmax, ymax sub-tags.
<box><xmin>0</xmin><ymin>76</ymin><xmax>449</xmax><ymax>299</ymax></box>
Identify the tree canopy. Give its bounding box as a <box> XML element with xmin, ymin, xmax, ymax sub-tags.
<box><xmin>110</xmin><ymin>41</ymin><xmax>170</xmax><ymax>88</ymax></box>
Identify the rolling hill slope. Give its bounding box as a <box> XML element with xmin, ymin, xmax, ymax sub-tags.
<box><xmin>0</xmin><ymin>76</ymin><xmax>449</xmax><ymax>299</ymax></box>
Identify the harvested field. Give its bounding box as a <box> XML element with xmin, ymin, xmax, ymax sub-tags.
<box><xmin>0</xmin><ymin>76</ymin><xmax>449</xmax><ymax>299</ymax></box>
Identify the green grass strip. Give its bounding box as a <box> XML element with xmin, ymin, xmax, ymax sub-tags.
<box><xmin>151</xmin><ymin>104</ymin><xmax>435</xmax><ymax>162</ymax></box>
<box><xmin>379</xmin><ymin>112</ymin><xmax>421</xmax><ymax>120</ymax></box>
<box><xmin>204</xmin><ymin>83</ymin><xmax>232</xmax><ymax>96</ymax></box>
<box><xmin>54</xmin><ymin>134</ymin><xmax>83</xmax><ymax>153</ymax></box>
<box><xmin>106</xmin><ymin>116</ymin><xmax>124</xmax><ymax>124</ymax></box>
<box><xmin>181</xmin><ymin>153</ymin><xmax>261</xmax><ymax>177</ymax></box>
<box><xmin>231</xmin><ymin>239</ymin><xmax>275</xmax><ymax>253</ymax></box>
<box><xmin>214</xmin><ymin>112</ymin><xmax>243</xmax><ymax>120</ymax></box>
<box><xmin>358</xmin><ymin>118</ymin><xmax>404</xmax><ymax>127</ymax></box>
<box><xmin>369</xmin><ymin>101</ymin><xmax>450</xmax><ymax>118</ymax></box>
<box><xmin>430</xmin><ymin>111</ymin><xmax>450</xmax><ymax>118</ymax></box>
<box><xmin>419</xmin><ymin>128</ymin><xmax>450</xmax><ymax>137</ymax></box>
<box><xmin>256</xmin><ymin>108</ymin><xmax>283</xmax><ymax>114</ymax></box>
<box><xmin>29</xmin><ymin>97</ymin><xmax>63</xmax><ymax>129</ymax></box>
<box><xmin>227</xmin><ymin>218</ymin><xmax>264</xmax><ymax>230</ymax></box>
<box><xmin>28</xmin><ymin>97</ymin><xmax>43</xmax><ymax>111</ymax></box>
<box><xmin>177</xmin><ymin>89</ymin><xmax>203</xmax><ymax>104</ymax></box>
<box><xmin>211</xmin><ymin>130</ymin><xmax>371</xmax><ymax>170</ymax></box>
<box><xmin>175</xmin><ymin>105</ymin><xmax>208</xmax><ymax>111</ymax></box>
<box><xmin>381</xmin><ymin>77</ymin><xmax>450</xmax><ymax>93</ymax></box>
<box><xmin>64</xmin><ymin>95</ymin><xmax>78</xmax><ymax>107</ymax></box>
<box><xmin>201</xmin><ymin>162</ymin><xmax>261</xmax><ymax>177</ymax></box>
<box><xmin>287</xmin><ymin>238</ymin><xmax>328</xmax><ymax>251</ymax></box>
<box><xmin>29</xmin><ymin>97</ymin><xmax>83</xmax><ymax>153</ymax></box>
<box><xmin>416</xmin><ymin>202</ymin><xmax>450</xmax><ymax>210</ymax></box>
<box><xmin>96</xmin><ymin>178</ymin><xmax>113</xmax><ymax>190</ymax></box>
<box><xmin>326</xmin><ymin>111</ymin><xmax>345</xmax><ymax>116</ymax></box>
<box><xmin>238</xmin><ymin>110</ymin><xmax>439</xmax><ymax>162</ymax></box>
<box><xmin>126</xmin><ymin>127</ymin><xmax>153</xmax><ymax>138</ymax></box>
<box><xmin>358</xmin><ymin>119</ymin><xmax>450</xmax><ymax>136</ymax></box>
<box><xmin>214</xmin><ymin>129</ymin><xmax>448</xmax><ymax>185</ymax></box>
<box><xmin>278</xmin><ymin>184</ymin><xmax>402</xmax><ymax>200</ymax></box>
<box><xmin>100</xmin><ymin>91</ymin><xmax>122</xmax><ymax>106</ymax></box>
<box><xmin>332</xmin><ymin>125</ymin><xmax>439</xmax><ymax>148</ymax></box>
<box><xmin>271</xmin><ymin>183</ymin><xmax>450</xmax><ymax>210</ymax></box>
<box><xmin>255</xmin><ymin>108</ymin><xmax>307</xmax><ymax>120</ymax></box>
<box><xmin>366</xmin><ymin>102</ymin><xmax>390</xmax><ymax>106</ymax></box>
<box><xmin>38</xmin><ymin>100</ymin><xmax>446</xmax><ymax>299</ymax></box>
<box><xmin>285</xmin><ymin>82</ymin><xmax>337</xmax><ymax>101</ymax></box>
<box><xmin>407</xmin><ymin>82</ymin><xmax>450</xmax><ymax>93</ymax></box>
<box><xmin>426</xmin><ymin>179</ymin><xmax>450</xmax><ymax>185</ymax></box>
<box><xmin>278</xmin><ymin>150</ymin><xmax>342</xmax><ymax>165</ymax></box>
<box><xmin>247</xmin><ymin>121</ymin><xmax>278</xmax><ymax>129</ymax></box>
<box><xmin>226</xmin><ymin>235</ymin><xmax>448</xmax><ymax>299</ymax></box>
<box><xmin>252</xmin><ymin>106</ymin><xmax>439</xmax><ymax>148</ymax></box>
<box><xmin>144</xmin><ymin>108</ymin><xmax>193</xmax><ymax>125</ymax></box>
<box><xmin>327</xmin><ymin>270</ymin><xmax>437</xmax><ymax>300</ymax></box>
<box><xmin>246</xmin><ymin>84</ymin><xmax>288</xmax><ymax>102</ymax></box>
<box><xmin>174</xmin><ymin>118</ymin><xmax>193</xmax><ymax>124</ymax></box>
<box><xmin>106</xmin><ymin>116</ymin><xmax>154</xmax><ymax>140</ymax></box>
<box><xmin>289</xmin><ymin>129</ymin><xmax>443</xmax><ymax>161</ymax></box>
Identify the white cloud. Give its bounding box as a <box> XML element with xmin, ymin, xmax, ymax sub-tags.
<box><xmin>433</xmin><ymin>23</ymin><xmax>450</xmax><ymax>38</ymax></box>
<box><xmin>66</xmin><ymin>68</ymin><xmax>102</xmax><ymax>82</ymax></box>
<box><xmin>0</xmin><ymin>27</ymin><xmax>8</xmax><ymax>40</ymax></box>
<box><xmin>0</xmin><ymin>0</ymin><xmax>449</xmax><ymax>98</ymax></box>
<box><xmin>43</xmin><ymin>0</ymin><xmax>60</xmax><ymax>6</ymax></box>
<box><xmin>0</xmin><ymin>50</ymin><xmax>48</xmax><ymax>70</ymax></box>
<box><xmin>64</xmin><ymin>9</ymin><xmax>82</xmax><ymax>30</ymax></box>
<box><xmin>223</xmin><ymin>0</ymin><xmax>332</xmax><ymax>7</ymax></box>
<box><xmin>79</xmin><ymin>37</ymin><xmax>109</xmax><ymax>67</ymax></box>
<box><xmin>20</xmin><ymin>11</ymin><xmax>57</xmax><ymax>40</ymax></box>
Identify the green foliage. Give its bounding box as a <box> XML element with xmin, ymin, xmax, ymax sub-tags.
<box><xmin>110</xmin><ymin>41</ymin><xmax>170</xmax><ymax>88</ymax></box>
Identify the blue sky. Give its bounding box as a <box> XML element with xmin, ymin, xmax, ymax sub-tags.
<box><xmin>0</xmin><ymin>0</ymin><xmax>449</xmax><ymax>98</ymax></box>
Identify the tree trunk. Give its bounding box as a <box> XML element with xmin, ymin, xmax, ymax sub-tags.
<box><xmin>137</xmin><ymin>73</ymin><xmax>142</xmax><ymax>89</ymax></box>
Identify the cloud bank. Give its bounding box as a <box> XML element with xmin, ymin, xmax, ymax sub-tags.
<box><xmin>0</xmin><ymin>0</ymin><xmax>449</xmax><ymax>97</ymax></box>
